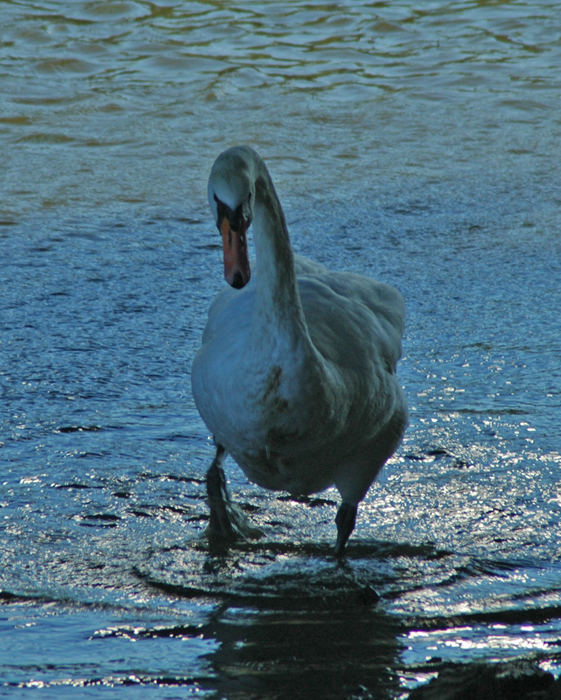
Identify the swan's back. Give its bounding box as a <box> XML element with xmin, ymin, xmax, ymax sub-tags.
<box><xmin>294</xmin><ymin>255</ymin><xmax>404</xmax><ymax>376</ymax></box>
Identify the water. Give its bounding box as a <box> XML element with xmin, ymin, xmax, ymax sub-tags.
<box><xmin>1</xmin><ymin>1</ymin><xmax>561</xmax><ymax>697</ymax></box>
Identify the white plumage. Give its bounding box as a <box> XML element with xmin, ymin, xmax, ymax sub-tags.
<box><xmin>192</xmin><ymin>146</ymin><xmax>407</xmax><ymax>554</ymax></box>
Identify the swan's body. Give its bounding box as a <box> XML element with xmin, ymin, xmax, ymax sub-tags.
<box><xmin>192</xmin><ymin>146</ymin><xmax>407</xmax><ymax>553</ymax></box>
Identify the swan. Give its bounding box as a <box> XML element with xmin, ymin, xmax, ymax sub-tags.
<box><xmin>191</xmin><ymin>146</ymin><xmax>407</xmax><ymax>555</ymax></box>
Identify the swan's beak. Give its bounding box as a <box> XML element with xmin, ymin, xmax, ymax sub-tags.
<box><xmin>220</xmin><ymin>216</ymin><xmax>251</xmax><ymax>289</ymax></box>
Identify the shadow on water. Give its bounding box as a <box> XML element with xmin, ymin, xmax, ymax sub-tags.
<box><xmin>134</xmin><ymin>540</ymin><xmax>407</xmax><ymax>698</ymax></box>
<box><xmin>125</xmin><ymin>510</ymin><xmax>561</xmax><ymax>698</ymax></box>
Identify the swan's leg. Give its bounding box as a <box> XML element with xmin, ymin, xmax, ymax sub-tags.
<box><xmin>206</xmin><ymin>443</ymin><xmax>262</xmax><ymax>543</ymax></box>
<box><xmin>206</xmin><ymin>444</ymin><xmax>232</xmax><ymax>537</ymax></box>
<box><xmin>334</xmin><ymin>502</ymin><xmax>358</xmax><ymax>556</ymax></box>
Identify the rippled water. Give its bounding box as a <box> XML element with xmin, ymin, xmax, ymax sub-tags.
<box><xmin>2</xmin><ymin>1</ymin><xmax>561</xmax><ymax>697</ymax></box>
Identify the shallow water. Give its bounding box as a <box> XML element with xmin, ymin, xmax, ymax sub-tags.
<box><xmin>2</xmin><ymin>1</ymin><xmax>561</xmax><ymax>697</ymax></box>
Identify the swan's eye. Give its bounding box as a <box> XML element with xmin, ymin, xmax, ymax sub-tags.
<box><xmin>213</xmin><ymin>195</ymin><xmax>231</xmax><ymax>227</ymax></box>
<box><xmin>231</xmin><ymin>202</ymin><xmax>250</xmax><ymax>233</ymax></box>
<box><xmin>212</xmin><ymin>194</ymin><xmax>251</xmax><ymax>233</ymax></box>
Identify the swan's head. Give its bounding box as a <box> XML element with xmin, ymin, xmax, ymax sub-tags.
<box><xmin>208</xmin><ymin>146</ymin><xmax>257</xmax><ymax>289</ymax></box>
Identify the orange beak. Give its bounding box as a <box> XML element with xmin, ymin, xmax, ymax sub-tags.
<box><xmin>220</xmin><ymin>216</ymin><xmax>251</xmax><ymax>289</ymax></box>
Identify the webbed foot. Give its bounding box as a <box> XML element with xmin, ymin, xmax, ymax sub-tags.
<box><xmin>206</xmin><ymin>444</ymin><xmax>263</xmax><ymax>544</ymax></box>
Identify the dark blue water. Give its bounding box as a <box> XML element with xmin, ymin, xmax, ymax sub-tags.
<box><xmin>2</xmin><ymin>1</ymin><xmax>561</xmax><ymax>697</ymax></box>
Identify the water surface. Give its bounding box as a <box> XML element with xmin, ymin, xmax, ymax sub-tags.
<box><xmin>1</xmin><ymin>1</ymin><xmax>561</xmax><ymax>697</ymax></box>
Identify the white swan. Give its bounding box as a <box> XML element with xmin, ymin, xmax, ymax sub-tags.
<box><xmin>192</xmin><ymin>146</ymin><xmax>407</xmax><ymax>554</ymax></box>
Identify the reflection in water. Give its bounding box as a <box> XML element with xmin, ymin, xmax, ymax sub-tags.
<box><xmin>206</xmin><ymin>601</ymin><xmax>400</xmax><ymax>698</ymax></box>
<box><xmin>139</xmin><ymin>546</ymin><xmax>402</xmax><ymax>698</ymax></box>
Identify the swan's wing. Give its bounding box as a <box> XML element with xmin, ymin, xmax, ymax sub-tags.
<box><xmin>200</xmin><ymin>254</ymin><xmax>404</xmax><ymax>374</ymax></box>
<box><xmin>295</xmin><ymin>254</ymin><xmax>404</xmax><ymax>373</ymax></box>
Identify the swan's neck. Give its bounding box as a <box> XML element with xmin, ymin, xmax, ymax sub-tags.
<box><xmin>252</xmin><ymin>173</ymin><xmax>306</xmax><ymax>342</ymax></box>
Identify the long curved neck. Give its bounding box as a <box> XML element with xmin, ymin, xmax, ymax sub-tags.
<box><xmin>252</xmin><ymin>169</ymin><xmax>306</xmax><ymax>342</ymax></box>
